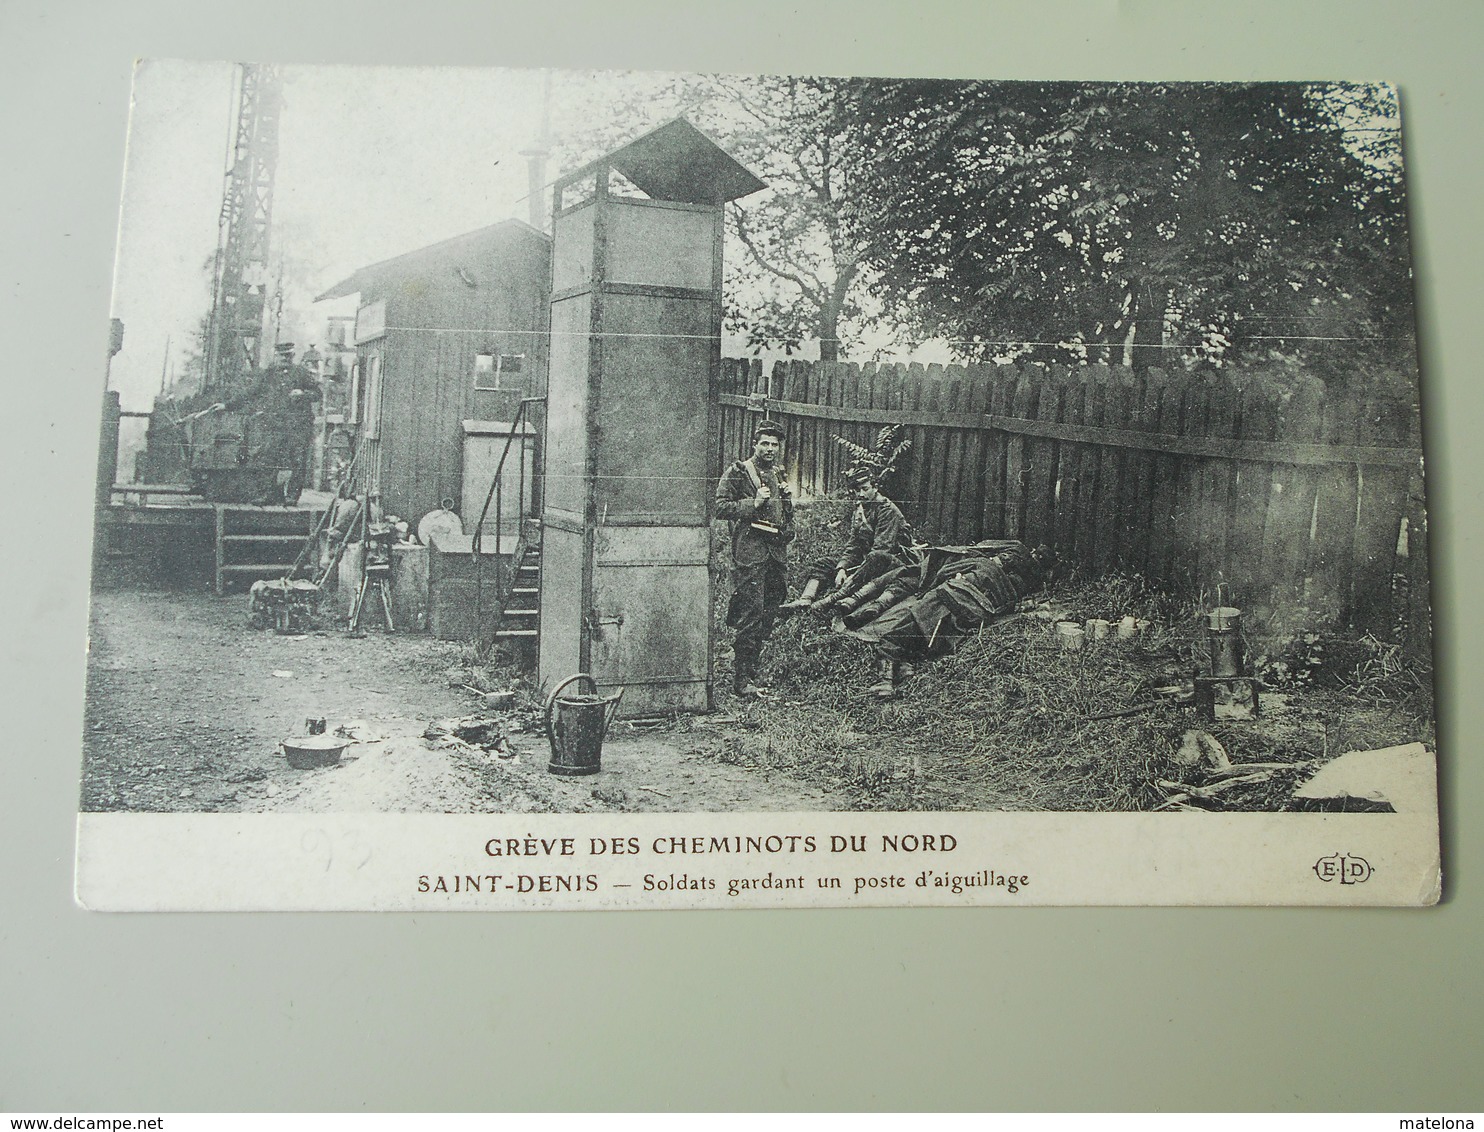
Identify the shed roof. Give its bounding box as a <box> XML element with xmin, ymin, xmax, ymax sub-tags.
<box><xmin>560</xmin><ymin>118</ymin><xmax>766</xmax><ymax>205</ymax></box>
<box><xmin>314</xmin><ymin>218</ymin><xmax>548</xmax><ymax>303</ymax></box>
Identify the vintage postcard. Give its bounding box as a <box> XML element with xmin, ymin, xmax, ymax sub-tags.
<box><xmin>77</xmin><ymin>63</ymin><xmax>1439</xmax><ymax>909</ymax></box>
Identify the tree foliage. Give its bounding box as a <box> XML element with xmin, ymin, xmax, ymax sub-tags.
<box><xmin>551</xmin><ymin>72</ymin><xmax>878</xmax><ymax>360</ymax></box>
<box><xmin>831</xmin><ymin>80</ymin><xmax>1414</xmax><ymax>381</ymax></box>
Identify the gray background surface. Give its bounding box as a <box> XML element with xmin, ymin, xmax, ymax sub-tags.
<box><xmin>2</xmin><ymin>0</ymin><xmax>1479</xmax><ymax>1112</ymax></box>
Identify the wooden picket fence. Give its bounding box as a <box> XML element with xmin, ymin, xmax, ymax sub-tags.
<box><xmin>718</xmin><ymin>357</ymin><xmax>1430</xmax><ymax>643</ymax></box>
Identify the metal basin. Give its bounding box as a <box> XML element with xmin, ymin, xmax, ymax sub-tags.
<box><xmin>281</xmin><ymin>734</ymin><xmax>349</xmax><ymax>770</ymax></box>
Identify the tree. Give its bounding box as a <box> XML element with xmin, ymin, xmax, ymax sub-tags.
<box><xmin>550</xmin><ymin>72</ymin><xmax>883</xmax><ymax>361</ymax></box>
<box><xmin>831</xmin><ymin>80</ymin><xmax>1413</xmax><ymax>380</ymax></box>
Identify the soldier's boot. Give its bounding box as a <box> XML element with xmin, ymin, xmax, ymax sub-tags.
<box><xmin>828</xmin><ymin>580</ymin><xmax>877</xmax><ymax>620</ymax></box>
<box><xmin>733</xmin><ymin>648</ymin><xmax>763</xmax><ymax>699</ymax></box>
<box><xmin>844</xmin><ymin>588</ymin><xmax>904</xmax><ymax>630</ymax></box>
<box><xmin>868</xmin><ymin>657</ymin><xmax>898</xmax><ymax>699</ymax></box>
<box><xmin>778</xmin><ymin>579</ymin><xmax>820</xmax><ymax>613</ymax></box>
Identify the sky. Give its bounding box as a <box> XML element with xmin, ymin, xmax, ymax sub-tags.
<box><xmin>109</xmin><ymin>61</ymin><xmax>557</xmax><ymax>411</ymax></box>
<box><xmin>107</xmin><ymin>60</ymin><xmax>956</xmax><ymax>420</ymax></box>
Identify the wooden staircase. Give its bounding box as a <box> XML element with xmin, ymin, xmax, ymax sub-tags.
<box><xmin>467</xmin><ymin>396</ymin><xmax>545</xmax><ymax>652</ymax></box>
<box><xmin>490</xmin><ymin>534</ymin><xmax>541</xmax><ymax>648</ymax></box>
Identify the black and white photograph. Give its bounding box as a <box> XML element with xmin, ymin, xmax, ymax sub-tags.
<box><xmin>78</xmin><ymin>62</ymin><xmax>1440</xmax><ymax>908</ymax></box>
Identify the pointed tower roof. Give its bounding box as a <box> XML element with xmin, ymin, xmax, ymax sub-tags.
<box><xmin>562</xmin><ymin>118</ymin><xmax>766</xmax><ymax>205</ymax></box>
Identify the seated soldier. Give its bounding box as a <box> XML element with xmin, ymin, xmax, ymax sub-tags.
<box><xmin>781</xmin><ymin>464</ymin><xmax>916</xmax><ymax>613</ymax></box>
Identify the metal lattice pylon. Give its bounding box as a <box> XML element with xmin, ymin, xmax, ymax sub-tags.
<box><xmin>204</xmin><ymin>63</ymin><xmax>282</xmax><ymax>395</ymax></box>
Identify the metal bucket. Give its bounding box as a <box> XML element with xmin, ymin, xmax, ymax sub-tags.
<box><xmin>544</xmin><ymin>674</ymin><xmax>624</xmax><ymax>777</ymax></box>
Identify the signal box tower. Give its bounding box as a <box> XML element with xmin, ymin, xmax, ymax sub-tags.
<box><xmin>537</xmin><ymin>119</ymin><xmax>764</xmax><ymax>716</ymax></box>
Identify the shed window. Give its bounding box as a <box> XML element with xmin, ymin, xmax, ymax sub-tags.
<box><xmin>474</xmin><ymin>352</ymin><xmax>525</xmax><ymax>391</ymax></box>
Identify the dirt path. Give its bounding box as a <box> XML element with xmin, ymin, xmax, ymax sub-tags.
<box><xmin>81</xmin><ymin>590</ymin><xmax>849</xmax><ymax>813</ymax></box>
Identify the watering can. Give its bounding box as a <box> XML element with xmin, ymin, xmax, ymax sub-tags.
<box><xmin>544</xmin><ymin>673</ymin><xmax>624</xmax><ymax>777</ymax></box>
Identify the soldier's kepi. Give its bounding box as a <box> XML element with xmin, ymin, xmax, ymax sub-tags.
<box><xmin>714</xmin><ymin>420</ymin><xmax>795</xmax><ymax>698</ymax></box>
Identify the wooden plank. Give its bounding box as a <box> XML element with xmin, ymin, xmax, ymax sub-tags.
<box><xmin>1025</xmin><ymin>365</ymin><xmax>1068</xmax><ymax>553</ymax></box>
<box><xmin>1008</xmin><ymin>365</ymin><xmax>1042</xmax><ymax>543</ymax></box>
<box><xmin>961</xmin><ymin>363</ymin><xmax>997</xmax><ymax>540</ymax></box>
<box><xmin>745</xmin><ymin>357</ymin><xmax>761</xmax><ymax>457</ymax></box>
<box><xmin>983</xmin><ymin>365</ymin><xmax>1017</xmax><ymax>540</ymax></box>
<box><xmin>718</xmin><ymin>358</ymin><xmax>736</xmax><ymax>469</ymax></box>
<box><xmin>749</xmin><ymin>357</ymin><xmax>765</xmax><ymax>462</ymax></box>
<box><xmin>1092</xmin><ymin>367</ymin><xmax>1134</xmax><ymax>574</ymax></box>
<box><xmin>1118</xmin><ymin>367</ymin><xmax>1155</xmax><ymax>576</ymax></box>
<box><xmin>721</xmin><ymin>360</ymin><xmax>733</xmax><ymax>471</ymax></box>
<box><xmin>1309</xmin><ymin>390</ymin><xmax>1363</xmax><ymax>624</ymax></box>
<box><xmin>874</xmin><ymin>364</ymin><xmax>902</xmax><ymax>520</ymax></box>
<box><xmin>1170</xmin><ymin>374</ymin><xmax>1210</xmax><ymax>591</ymax></box>
<box><xmin>921</xmin><ymin>363</ymin><xmax>947</xmax><ymax>540</ymax></box>
<box><xmin>1070</xmin><ymin>365</ymin><xmax>1109</xmax><ymax>576</ymax></box>
<box><xmin>739</xmin><ymin>356</ymin><xmax>752</xmax><ymax>461</ymax></box>
<box><xmin>850</xmin><ymin>361</ymin><xmax>874</xmax><ymax>502</ymax></box>
<box><xmin>1144</xmin><ymin>369</ymin><xmax>1184</xmax><ymax>586</ymax></box>
<box><xmin>785</xmin><ymin>359</ymin><xmax>809</xmax><ymax>494</ymax></box>
<box><xmin>1349</xmin><ymin>395</ymin><xmax>1412</xmax><ymax>635</ymax></box>
<box><xmin>1052</xmin><ymin>367</ymin><xmax>1087</xmax><ymax>566</ymax></box>
<box><xmin>1226</xmin><ymin>377</ymin><xmax>1278</xmax><ymax>607</ymax></box>
<box><xmin>953</xmin><ymin>366</ymin><xmax>987</xmax><ymax>543</ymax></box>
<box><xmin>870</xmin><ymin>361</ymin><xmax>893</xmax><ymax>413</ymax></box>
<box><xmin>721</xmin><ymin>358</ymin><xmax>737</xmax><ymax>466</ymax></box>
<box><xmin>1199</xmin><ymin>374</ymin><xmax>1241</xmax><ymax>601</ymax></box>
<box><xmin>841</xmin><ymin>361</ymin><xmax>863</xmax><ymax>501</ymax></box>
<box><xmin>818</xmin><ymin>361</ymin><xmax>836</xmax><ymax>495</ymax></box>
<box><xmin>736</xmin><ymin>357</ymin><xmax>754</xmax><ymax>462</ymax></box>
<box><xmin>1261</xmin><ymin>375</ymin><xmax>1325</xmax><ymax>610</ymax></box>
<box><xmin>825</xmin><ymin>361</ymin><xmax>845</xmax><ymax>497</ymax></box>
<box><xmin>712</xmin><ymin>393</ymin><xmax>1421</xmax><ymax>466</ymax></box>
<box><xmin>1082</xmin><ymin>365</ymin><xmax>1112</xmax><ymax>574</ymax></box>
<box><xmin>902</xmin><ymin>364</ymin><xmax>929</xmax><ymax>533</ymax></box>
<box><xmin>1130</xmin><ymin>367</ymin><xmax>1158</xmax><ymax>577</ymax></box>
<box><xmin>804</xmin><ymin>356</ymin><xmax>822</xmax><ymax>494</ymax></box>
<box><xmin>823</xmin><ymin>359</ymin><xmax>840</xmax><ymax>495</ymax></box>
<box><xmin>831</xmin><ymin>360</ymin><xmax>855</xmax><ymax>495</ymax></box>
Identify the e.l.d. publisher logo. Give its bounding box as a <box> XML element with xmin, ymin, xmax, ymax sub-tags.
<box><xmin>1313</xmin><ymin>852</ymin><xmax>1374</xmax><ymax>884</ymax></box>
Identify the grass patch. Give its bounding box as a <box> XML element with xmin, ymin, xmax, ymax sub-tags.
<box><xmin>699</xmin><ymin>499</ymin><xmax>1435</xmax><ymax>812</ymax></box>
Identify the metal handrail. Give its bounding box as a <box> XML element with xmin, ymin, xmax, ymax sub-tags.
<box><xmin>472</xmin><ymin>397</ymin><xmax>544</xmax><ymax>644</ymax></box>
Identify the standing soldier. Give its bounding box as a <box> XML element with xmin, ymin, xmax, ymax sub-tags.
<box><xmin>715</xmin><ymin>421</ymin><xmax>794</xmax><ymax>698</ymax></box>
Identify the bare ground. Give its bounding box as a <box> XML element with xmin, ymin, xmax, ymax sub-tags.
<box><xmin>80</xmin><ymin>584</ymin><xmax>1433</xmax><ymax>816</ymax></box>
<box><xmin>80</xmin><ymin>590</ymin><xmax>851</xmax><ymax>814</ymax></box>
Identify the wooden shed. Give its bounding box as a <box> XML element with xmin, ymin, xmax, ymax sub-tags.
<box><xmin>315</xmin><ymin>219</ymin><xmax>551</xmax><ymax>531</ymax></box>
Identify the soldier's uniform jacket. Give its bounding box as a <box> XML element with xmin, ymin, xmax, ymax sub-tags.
<box><xmin>715</xmin><ymin>457</ymin><xmax>795</xmax><ymax>566</ymax></box>
<box><xmin>837</xmin><ymin>498</ymin><xmax>910</xmax><ymax>573</ymax></box>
